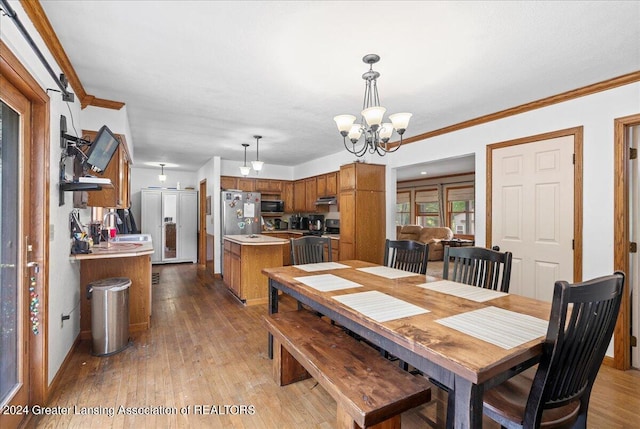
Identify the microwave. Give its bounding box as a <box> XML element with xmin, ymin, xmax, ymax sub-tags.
<box><xmin>261</xmin><ymin>200</ymin><xmax>284</xmax><ymax>213</ymax></box>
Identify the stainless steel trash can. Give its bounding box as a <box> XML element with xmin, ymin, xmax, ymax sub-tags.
<box><xmin>87</xmin><ymin>277</ymin><xmax>131</xmax><ymax>356</ymax></box>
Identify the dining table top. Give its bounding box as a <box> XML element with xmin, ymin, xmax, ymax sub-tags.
<box><xmin>262</xmin><ymin>260</ymin><xmax>552</xmax><ymax>386</ymax></box>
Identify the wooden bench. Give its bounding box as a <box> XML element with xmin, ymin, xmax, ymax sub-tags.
<box><xmin>263</xmin><ymin>310</ymin><xmax>432</xmax><ymax>429</ymax></box>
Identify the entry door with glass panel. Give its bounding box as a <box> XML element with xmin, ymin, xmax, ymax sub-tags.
<box><xmin>0</xmin><ymin>97</ymin><xmax>29</xmax><ymax>427</ymax></box>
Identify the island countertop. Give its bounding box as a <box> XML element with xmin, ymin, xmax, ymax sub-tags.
<box><xmin>70</xmin><ymin>241</ymin><xmax>154</xmax><ymax>260</ymax></box>
<box><xmin>224</xmin><ymin>234</ymin><xmax>288</xmax><ymax>245</ymax></box>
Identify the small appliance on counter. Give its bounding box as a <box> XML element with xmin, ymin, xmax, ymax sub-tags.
<box><xmin>308</xmin><ymin>214</ymin><xmax>325</xmax><ymax>233</ymax></box>
<box><xmin>274</xmin><ymin>219</ymin><xmax>289</xmax><ymax>230</ymax></box>
<box><xmin>300</xmin><ymin>216</ymin><xmax>310</xmax><ymax>230</ymax></box>
<box><xmin>289</xmin><ymin>214</ymin><xmax>301</xmax><ymax>230</ymax></box>
<box><xmin>325</xmin><ymin>218</ymin><xmax>340</xmax><ymax>234</ymax></box>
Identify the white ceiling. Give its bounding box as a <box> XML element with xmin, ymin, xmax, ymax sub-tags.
<box><xmin>39</xmin><ymin>1</ymin><xmax>640</xmax><ymax>179</ymax></box>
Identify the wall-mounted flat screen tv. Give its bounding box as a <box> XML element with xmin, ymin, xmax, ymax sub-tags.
<box><xmin>86</xmin><ymin>125</ymin><xmax>120</xmax><ymax>173</ymax></box>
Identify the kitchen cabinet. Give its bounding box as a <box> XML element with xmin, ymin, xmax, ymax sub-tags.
<box><xmin>282</xmin><ymin>181</ymin><xmax>294</xmax><ymax>213</ymax></box>
<box><xmin>326</xmin><ymin>171</ymin><xmax>338</xmax><ymax>196</ymax></box>
<box><xmin>141</xmin><ymin>189</ymin><xmax>198</xmax><ymax>263</ymax></box>
<box><xmin>317</xmin><ymin>174</ymin><xmax>327</xmax><ymax>197</ymax></box>
<box><xmin>305</xmin><ymin>177</ymin><xmax>317</xmax><ymax>212</ymax></box>
<box><xmin>339</xmin><ymin>163</ymin><xmax>385</xmax><ymax>264</ymax></box>
<box><xmin>256</xmin><ymin>179</ymin><xmax>283</xmax><ymax>193</ymax></box>
<box><xmin>293</xmin><ymin>179</ymin><xmax>306</xmax><ymax>212</ymax></box>
<box><xmin>83</xmin><ymin>129</ymin><xmax>131</xmax><ymax>208</ymax></box>
<box><xmin>220</xmin><ymin>176</ymin><xmax>237</xmax><ymax>190</ymax></box>
<box><xmin>223</xmin><ymin>236</ymin><xmax>286</xmax><ymax>305</ymax></box>
<box><xmin>237</xmin><ymin>178</ymin><xmax>255</xmax><ymax>192</ymax></box>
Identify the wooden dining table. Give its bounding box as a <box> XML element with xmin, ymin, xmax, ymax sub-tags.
<box><xmin>262</xmin><ymin>260</ymin><xmax>552</xmax><ymax>428</ymax></box>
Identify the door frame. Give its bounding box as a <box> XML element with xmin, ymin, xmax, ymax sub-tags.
<box><xmin>0</xmin><ymin>41</ymin><xmax>50</xmax><ymax>405</ymax></box>
<box><xmin>199</xmin><ymin>179</ymin><xmax>207</xmax><ymax>266</ymax></box>
<box><xmin>486</xmin><ymin>126</ymin><xmax>584</xmax><ymax>283</ymax></box>
<box><xmin>613</xmin><ymin>113</ymin><xmax>640</xmax><ymax>370</ymax></box>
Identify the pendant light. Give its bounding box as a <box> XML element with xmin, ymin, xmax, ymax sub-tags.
<box><xmin>158</xmin><ymin>163</ymin><xmax>167</xmax><ymax>182</ymax></box>
<box><xmin>251</xmin><ymin>135</ymin><xmax>264</xmax><ymax>171</ymax></box>
<box><xmin>239</xmin><ymin>143</ymin><xmax>251</xmax><ymax>176</ymax></box>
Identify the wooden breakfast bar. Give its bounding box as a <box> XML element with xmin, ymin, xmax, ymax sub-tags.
<box><xmin>263</xmin><ymin>260</ymin><xmax>552</xmax><ymax>428</ymax></box>
<box><xmin>71</xmin><ymin>241</ymin><xmax>154</xmax><ymax>340</ymax></box>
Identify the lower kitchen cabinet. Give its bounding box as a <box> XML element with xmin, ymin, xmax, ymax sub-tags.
<box><xmin>223</xmin><ymin>237</ymin><xmax>285</xmax><ymax>305</ymax></box>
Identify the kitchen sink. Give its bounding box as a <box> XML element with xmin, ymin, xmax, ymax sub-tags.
<box><xmin>112</xmin><ymin>234</ymin><xmax>152</xmax><ymax>242</ymax></box>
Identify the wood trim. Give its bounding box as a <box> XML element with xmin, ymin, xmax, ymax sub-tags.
<box><xmin>19</xmin><ymin>0</ymin><xmax>125</xmax><ymax>110</ymax></box>
<box><xmin>613</xmin><ymin>113</ymin><xmax>640</xmax><ymax>370</ymax></box>
<box><xmin>486</xmin><ymin>126</ymin><xmax>584</xmax><ymax>281</ymax></box>
<box><xmin>199</xmin><ymin>179</ymin><xmax>207</xmax><ymax>267</ymax></box>
<box><xmin>1</xmin><ymin>39</ymin><xmax>50</xmax><ymax>406</ymax></box>
<box><xmin>395</xmin><ymin>71</ymin><xmax>640</xmax><ymax>147</ymax></box>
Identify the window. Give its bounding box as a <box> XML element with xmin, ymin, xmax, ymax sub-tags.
<box><xmin>447</xmin><ymin>186</ymin><xmax>475</xmax><ymax>236</ymax></box>
<box><xmin>415</xmin><ymin>189</ymin><xmax>440</xmax><ymax>227</ymax></box>
<box><xmin>396</xmin><ymin>192</ymin><xmax>410</xmax><ymax>225</ymax></box>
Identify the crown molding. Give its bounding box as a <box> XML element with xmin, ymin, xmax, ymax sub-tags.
<box><xmin>20</xmin><ymin>0</ymin><xmax>125</xmax><ymax>110</ymax></box>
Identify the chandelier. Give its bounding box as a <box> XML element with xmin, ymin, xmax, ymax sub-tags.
<box><xmin>334</xmin><ymin>54</ymin><xmax>412</xmax><ymax>157</ymax></box>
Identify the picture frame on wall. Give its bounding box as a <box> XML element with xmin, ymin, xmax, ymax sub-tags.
<box><xmin>206</xmin><ymin>196</ymin><xmax>211</xmax><ymax>215</ymax></box>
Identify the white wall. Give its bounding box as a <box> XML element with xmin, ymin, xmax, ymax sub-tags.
<box><xmin>1</xmin><ymin>1</ymin><xmax>89</xmax><ymax>384</ymax></box>
<box><xmin>81</xmin><ymin>105</ymin><xmax>135</xmax><ymax>161</ymax></box>
<box><xmin>387</xmin><ymin>82</ymin><xmax>640</xmax><ymax>281</ymax></box>
<box><xmin>130</xmin><ymin>167</ymin><xmax>198</xmax><ymax>231</ymax></box>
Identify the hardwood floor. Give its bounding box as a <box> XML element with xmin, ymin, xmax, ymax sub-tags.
<box><xmin>33</xmin><ymin>263</ymin><xmax>640</xmax><ymax>428</ymax></box>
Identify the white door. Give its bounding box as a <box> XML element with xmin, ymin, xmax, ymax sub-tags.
<box><xmin>491</xmin><ymin>135</ymin><xmax>575</xmax><ymax>301</ymax></box>
<box><xmin>141</xmin><ymin>190</ymin><xmax>162</xmax><ymax>263</ymax></box>
<box><xmin>178</xmin><ymin>191</ymin><xmax>198</xmax><ymax>263</ymax></box>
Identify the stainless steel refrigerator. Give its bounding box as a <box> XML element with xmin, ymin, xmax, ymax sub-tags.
<box><xmin>220</xmin><ymin>190</ymin><xmax>261</xmax><ymax>275</ymax></box>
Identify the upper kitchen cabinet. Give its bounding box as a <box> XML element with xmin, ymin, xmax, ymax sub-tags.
<box><xmin>339</xmin><ymin>162</ymin><xmax>384</xmax><ymax>191</ymax></box>
<box><xmin>220</xmin><ymin>176</ymin><xmax>238</xmax><ymax>190</ymax></box>
<box><xmin>255</xmin><ymin>179</ymin><xmax>283</xmax><ymax>193</ymax></box>
<box><xmin>305</xmin><ymin>177</ymin><xmax>317</xmax><ymax>212</ymax></box>
<box><xmin>293</xmin><ymin>179</ymin><xmax>306</xmax><ymax>212</ymax></box>
<box><xmin>84</xmin><ymin>129</ymin><xmax>131</xmax><ymax>208</ymax></box>
<box><xmin>282</xmin><ymin>181</ymin><xmax>294</xmax><ymax>212</ymax></box>
<box><xmin>237</xmin><ymin>178</ymin><xmax>255</xmax><ymax>192</ymax></box>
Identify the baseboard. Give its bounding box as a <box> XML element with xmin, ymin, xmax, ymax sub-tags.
<box><xmin>46</xmin><ymin>333</ymin><xmax>81</xmax><ymax>404</ymax></box>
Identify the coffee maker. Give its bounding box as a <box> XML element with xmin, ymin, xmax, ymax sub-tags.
<box><xmin>289</xmin><ymin>214</ymin><xmax>301</xmax><ymax>230</ymax></box>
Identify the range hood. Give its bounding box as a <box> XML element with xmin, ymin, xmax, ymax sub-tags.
<box><xmin>315</xmin><ymin>196</ymin><xmax>338</xmax><ymax>206</ymax></box>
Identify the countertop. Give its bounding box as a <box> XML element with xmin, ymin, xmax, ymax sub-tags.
<box><xmin>261</xmin><ymin>230</ymin><xmax>340</xmax><ymax>240</ymax></box>
<box><xmin>224</xmin><ymin>234</ymin><xmax>288</xmax><ymax>245</ymax></box>
<box><xmin>70</xmin><ymin>241</ymin><xmax>154</xmax><ymax>260</ymax></box>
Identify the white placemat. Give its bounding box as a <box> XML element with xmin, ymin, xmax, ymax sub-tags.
<box><xmin>418</xmin><ymin>280</ymin><xmax>508</xmax><ymax>302</ymax></box>
<box><xmin>357</xmin><ymin>266</ymin><xmax>421</xmax><ymax>279</ymax></box>
<box><xmin>293</xmin><ymin>274</ymin><xmax>362</xmax><ymax>292</ymax></box>
<box><xmin>435</xmin><ymin>306</ymin><xmax>548</xmax><ymax>349</ymax></box>
<box><xmin>332</xmin><ymin>290</ymin><xmax>430</xmax><ymax>322</ymax></box>
<box><xmin>294</xmin><ymin>262</ymin><xmax>351</xmax><ymax>272</ymax></box>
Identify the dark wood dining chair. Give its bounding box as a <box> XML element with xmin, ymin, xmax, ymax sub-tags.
<box><xmin>383</xmin><ymin>239</ymin><xmax>429</xmax><ymax>275</ymax></box>
<box><xmin>438</xmin><ymin>245</ymin><xmax>513</xmax><ymax>427</ymax></box>
<box><xmin>443</xmin><ymin>246</ymin><xmax>513</xmax><ymax>292</ymax></box>
<box><xmin>483</xmin><ymin>271</ymin><xmax>624</xmax><ymax>429</ymax></box>
<box><xmin>290</xmin><ymin>236</ymin><xmax>332</xmax><ymax>264</ymax></box>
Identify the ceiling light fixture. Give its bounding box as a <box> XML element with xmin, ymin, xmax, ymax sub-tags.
<box><xmin>334</xmin><ymin>54</ymin><xmax>412</xmax><ymax>157</ymax></box>
<box><xmin>239</xmin><ymin>143</ymin><xmax>251</xmax><ymax>176</ymax></box>
<box><xmin>158</xmin><ymin>163</ymin><xmax>167</xmax><ymax>182</ymax></box>
<box><xmin>251</xmin><ymin>135</ymin><xmax>264</xmax><ymax>172</ymax></box>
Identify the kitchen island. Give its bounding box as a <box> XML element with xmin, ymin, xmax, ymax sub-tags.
<box><xmin>223</xmin><ymin>234</ymin><xmax>288</xmax><ymax>305</ymax></box>
<box><xmin>71</xmin><ymin>241</ymin><xmax>154</xmax><ymax>340</ymax></box>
